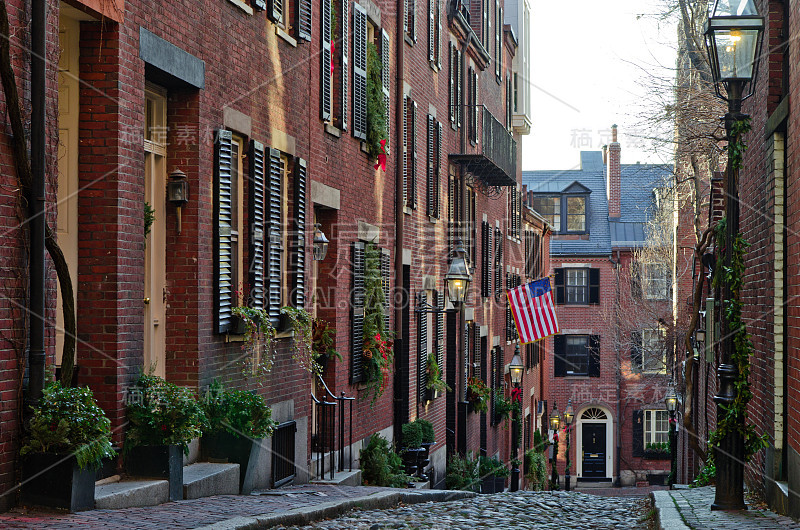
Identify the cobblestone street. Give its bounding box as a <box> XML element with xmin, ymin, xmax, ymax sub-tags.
<box><xmin>279</xmin><ymin>491</ymin><xmax>651</xmax><ymax>530</ymax></box>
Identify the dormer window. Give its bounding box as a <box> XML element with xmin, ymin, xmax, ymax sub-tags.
<box><xmin>566</xmin><ymin>196</ymin><xmax>586</xmax><ymax>232</ymax></box>
<box><xmin>532</xmin><ymin>196</ymin><xmax>560</xmax><ymax>232</ymax></box>
<box><xmin>530</xmin><ymin>182</ymin><xmax>590</xmax><ymax>234</ymax></box>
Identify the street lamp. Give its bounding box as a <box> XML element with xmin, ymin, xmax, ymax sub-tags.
<box><xmin>563</xmin><ymin>399</ymin><xmax>574</xmax><ymax>492</ymax></box>
<box><xmin>665</xmin><ymin>385</ymin><xmax>679</xmax><ymax>488</ymax></box>
<box><xmin>444</xmin><ymin>240</ymin><xmax>472</xmax><ymax>307</ymax></box>
<box><xmin>703</xmin><ymin>0</ymin><xmax>763</xmax><ymax>511</ymax></box>
<box><xmin>549</xmin><ymin>401</ymin><xmax>561</xmax><ymax>489</ymax></box>
<box><xmin>509</xmin><ymin>346</ymin><xmax>524</xmax><ymax>492</ymax></box>
<box><xmin>312</xmin><ymin>223</ymin><xmax>329</xmax><ymax>261</ymax></box>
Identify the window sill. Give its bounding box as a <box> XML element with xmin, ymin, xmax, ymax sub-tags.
<box><xmin>225</xmin><ymin>333</ymin><xmax>248</xmax><ymax>343</ymax></box>
<box><xmin>324</xmin><ymin>123</ymin><xmax>341</xmax><ymax>138</ymax></box>
<box><xmin>428</xmin><ymin>216</ymin><xmax>438</xmax><ymax>224</ymax></box>
<box><xmin>274</xmin><ymin>328</ymin><xmax>296</xmax><ymax>340</ymax></box>
<box><xmin>403</xmin><ymin>206</ymin><xmax>413</xmax><ymax>215</ymax></box>
<box><xmin>227</xmin><ymin>0</ymin><xmax>254</xmax><ymax>15</ymax></box>
<box><xmin>360</xmin><ymin>141</ymin><xmax>369</xmax><ymax>154</ymax></box>
<box><xmin>276</xmin><ymin>26</ymin><xmax>298</xmax><ymax>47</ymax></box>
<box><xmin>404</xmin><ymin>34</ymin><xmax>415</xmax><ymax>46</ymax></box>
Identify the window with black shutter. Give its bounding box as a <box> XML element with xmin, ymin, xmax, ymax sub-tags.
<box><xmin>449</xmin><ymin>44</ymin><xmax>455</xmax><ymax>125</ymax></box>
<box><xmin>554</xmin><ymin>268</ymin><xmax>564</xmax><ymax>304</ymax></box>
<box><xmin>403</xmin><ymin>96</ymin><xmax>418</xmax><ymax>209</ymax></box>
<box><xmin>418</xmin><ymin>292</ymin><xmax>428</xmax><ymax>401</ymax></box>
<box><xmin>427</xmin><ymin>115</ymin><xmax>435</xmax><ymax>216</ymax></box>
<box><xmin>297</xmin><ymin>0</ymin><xmax>312</xmax><ymax>40</ymax></box>
<box><xmin>248</xmin><ymin>140</ymin><xmax>267</xmax><ymax>312</ymax></box>
<box><xmin>632</xmin><ymin>410</ymin><xmax>644</xmax><ymax>457</ymax></box>
<box><xmin>351</xmin><ymin>242</ymin><xmax>366</xmax><ymax>383</ymax></box>
<box><xmin>481</xmin><ymin>221</ymin><xmax>491</xmax><ymax>297</ymax></box>
<box><xmin>553</xmin><ymin>334</ymin><xmax>566</xmax><ymax>377</ymax></box>
<box><xmin>435</xmin><ymin>290</ymin><xmax>444</xmax><ymax>370</ymax></box>
<box><xmin>265</xmin><ymin>148</ymin><xmax>285</xmax><ymax>327</ymax></box>
<box><xmin>339</xmin><ymin>0</ymin><xmax>350</xmax><ymax>131</ymax></box>
<box><xmin>405</xmin><ymin>0</ymin><xmax>416</xmax><ymax>42</ymax></box>
<box><xmin>589</xmin><ymin>268</ymin><xmax>600</xmax><ymax>304</ymax></box>
<box><xmin>456</xmin><ymin>48</ymin><xmax>462</xmax><ymax>127</ymax></box>
<box><xmin>214</xmin><ymin>130</ymin><xmax>234</xmax><ymax>334</ymax></box>
<box><xmin>268</xmin><ymin>0</ymin><xmax>284</xmax><ymax>25</ymax></box>
<box><xmin>490</xmin><ymin>346</ymin><xmax>497</xmax><ymax>424</ymax></box>
<box><xmin>321</xmin><ymin>0</ymin><xmax>333</xmax><ymax>121</ymax></box>
<box><xmin>494</xmin><ymin>227</ymin><xmax>503</xmax><ymax>298</ymax></box>
<box><xmin>472</xmin><ymin>322</ymin><xmax>480</xmax><ymax>379</ymax></box>
<box><xmin>494</xmin><ymin>1</ymin><xmax>501</xmax><ymax>80</ymax></box>
<box><xmin>352</xmin><ymin>4</ymin><xmax>367</xmax><ymax>140</ymax></box>
<box><xmin>291</xmin><ymin>159</ymin><xmax>307</xmax><ymax>307</ymax></box>
<box><xmin>381</xmin><ymin>30</ymin><xmax>391</xmax><ymax>140</ymax></box>
<box><xmin>381</xmin><ymin>249</ymin><xmax>391</xmax><ymax>330</ymax></box>
<box><xmin>588</xmin><ymin>334</ymin><xmax>600</xmax><ymax>377</ymax></box>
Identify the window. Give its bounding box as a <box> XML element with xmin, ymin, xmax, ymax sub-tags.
<box><xmin>532</xmin><ymin>196</ymin><xmax>560</xmax><ymax>232</ymax></box>
<box><xmin>405</xmin><ymin>0</ymin><xmax>416</xmax><ymax>42</ymax></box>
<box><xmin>230</xmin><ymin>135</ymin><xmax>245</xmax><ymax>306</ymax></box>
<box><xmin>481</xmin><ymin>221</ymin><xmax>492</xmax><ymax>297</ymax></box>
<box><xmin>632</xmin><ymin>328</ymin><xmax>666</xmax><ymax>374</ymax></box>
<box><xmin>426</xmin><ymin>115</ymin><xmax>442</xmax><ymax>217</ymax></box>
<box><xmin>403</xmin><ymin>95</ymin><xmax>418</xmax><ymax>208</ymax></box>
<box><xmin>566</xmin><ymin>268</ymin><xmax>587</xmax><ymax>304</ymax></box>
<box><xmin>449</xmin><ymin>43</ymin><xmax>462</xmax><ymax>128</ymax></box>
<box><xmin>644</xmin><ymin>410</ymin><xmax>669</xmax><ymax>447</ymax></box>
<box><xmin>642</xmin><ymin>263</ymin><xmax>669</xmax><ymax>300</ymax></box>
<box><xmin>554</xmin><ymin>334</ymin><xmax>599</xmax><ymax>377</ymax></box>
<box><xmin>554</xmin><ymin>267</ymin><xmax>599</xmax><ymax>305</ymax></box>
<box><xmin>565</xmin><ymin>335</ymin><xmax>589</xmax><ymax>375</ymax></box>
<box><xmin>566</xmin><ymin>196</ymin><xmax>586</xmax><ymax>232</ymax></box>
<box><xmin>267</xmin><ymin>0</ymin><xmax>290</xmax><ymax>29</ymax></box>
<box><xmin>428</xmin><ymin>0</ymin><xmax>441</xmax><ymax>68</ymax></box>
<box><xmin>468</xmin><ymin>66</ymin><xmax>478</xmax><ymax>144</ymax></box>
<box><xmin>321</xmin><ymin>0</ymin><xmax>334</xmax><ymax>122</ymax></box>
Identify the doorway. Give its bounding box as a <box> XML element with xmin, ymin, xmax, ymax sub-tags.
<box><xmin>143</xmin><ymin>86</ymin><xmax>167</xmax><ymax>378</ymax></box>
<box><xmin>576</xmin><ymin>406</ymin><xmax>612</xmax><ymax>480</ymax></box>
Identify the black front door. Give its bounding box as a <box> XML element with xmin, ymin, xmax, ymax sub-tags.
<box><xmin>582</xmin><ymin>423</ymin><xmax>606</xmax><ymax>478</ymax></box>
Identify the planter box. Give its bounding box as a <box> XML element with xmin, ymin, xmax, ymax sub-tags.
<box><xmin>201</xmin><ymin>431</ymin><xmax>258</xmax><ymax>493</ymax></box>
<box><xmin>401</xmin><ymin>447</ymin><xmax>426</xmax><ymax>476</ymax></box>
<box><xmin>643</xmin><ymin>450</ymin><xmax>670</xmax><ymax>460</ymax></box>
<box><xmin>125</xmin><ymin>444</ymin><xmax>183</xmax><ymax>501</ymax></box>
<box><xmin>22</xmin><ymin>453</ymin><xmax>95</xmax><ymax>512</ymax></box>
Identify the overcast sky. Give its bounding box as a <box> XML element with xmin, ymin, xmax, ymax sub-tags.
<box><xmin>521</xmin><ymin>1</ymin><xmax>678</xmax><ymax>170</ymax></box>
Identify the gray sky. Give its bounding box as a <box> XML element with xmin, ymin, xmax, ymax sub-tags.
<box><xmin>522</xmin><ymin>1</ymin><xmax>678</xmax><ymax>170</ymax></box>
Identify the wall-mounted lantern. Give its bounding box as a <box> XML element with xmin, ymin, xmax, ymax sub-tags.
<box><xmin>167</xmin><ymin>169</ymin><xmax>189</xmax><ymax>234</ymax></box>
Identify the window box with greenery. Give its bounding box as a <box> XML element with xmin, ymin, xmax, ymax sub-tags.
<box><xmin>124</xmin><ymin>374</ymin><xmax>207</xmax><ymax>501</ymax></box>
<box><xmin>493</xmin><ymin>391</ymin><xmax>512</xmax><ymax>424</ymax></box>
<box><xmin>366</xmin><ymin>41</ymin><xmax>388</xmax><ymax>162</ymax></box>
<box><xmin>20</xmin><ymin>382</ymin><xmax>115</xmax><ymax>512</ymax></box>
<box><xmin>311</xmin><ymin>317</ymin><xmax>341</xmax><ymax>373</ymax></box>
<box><xmin>425</xmin><ymin>353</ymin><xmax>450</xmax><ymax>401</ymax></box>
<box><xmin>644</xmin><ymin>441</ymin><xmax>671</xmax><ymax>460</ymax></box>
<box><xmin>467</xmin><ymin>376</ymin><xmax>491</xmax><ymax>413</ymax></box>
<box><xmin>200</xmin><ymin>380</ymin><xmax>277</xmax><ymax>493</ymax></box>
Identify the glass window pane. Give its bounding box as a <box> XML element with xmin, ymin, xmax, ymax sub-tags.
<box><xmin>565</xmin><ymin>336</ymin><xmax>589</xmax><ymax>374</ymax></box>
<box><xmin>533</xmin><ymin>196</ymin><xmax>560</xmax><ymax>231</ymax></box>
<box><xmin>566</xmin><ymin>196</ymin><xmax>586</xmax><ymax>232</ymax></box>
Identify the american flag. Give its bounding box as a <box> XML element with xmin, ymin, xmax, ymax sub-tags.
<box><xmin>506</xmin><ymin>277</ymin><xmax>560</xmax><ymax>344</ymax></box>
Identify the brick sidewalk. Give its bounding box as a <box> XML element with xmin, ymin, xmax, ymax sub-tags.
<box><xmin>652</xmin><ymin>486</ymin><xmax>800</xmax><ymax>530</ymax></box>
<box><xmin>0</xmin><ymin>484</ymin><xmax>394</xmax><ymax>529</ymax></box>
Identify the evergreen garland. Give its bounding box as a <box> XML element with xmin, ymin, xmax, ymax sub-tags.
<box><xmin>366</xmin><ymin>42</ymin><xmax>387</xmax><ymax>160</ymax></box>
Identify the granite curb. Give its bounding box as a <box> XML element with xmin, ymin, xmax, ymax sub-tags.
<box><xmin>650</xmin><ymin>490</ymin><xmax>691</xmax><ymax>530</ymax></box>
<box><xmin>194</xmin><ymin>489</ymin><xmax>477</xmax><ymax>529</ymax></box>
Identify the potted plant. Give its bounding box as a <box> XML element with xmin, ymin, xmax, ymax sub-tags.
<box><xmin>400</xmin><ymin>421</ymin><xmax>426</xmax><ymax>478</ymax></box>
<box><xmin>200</xmin><ymin>380</ymin><xmax>277</xmax><ymax>493</ymax></box>
<box><xmin>359</xmin><ymin>433</ymin><xmax>414</xmax><ymax>488</ymax></box>
<box><xmin>311</xmin><ymin>318</ymin><xmax>341</xmax><ymax>373</ymax></box>
<box><xmin>20</xmin><ymin>382</ymin><xmax>115</xmax><ymax>512</ymax></box>
<box><xmin>478</xmin><ymin>456</ymin><xmax>509</xmax><ymax>494</ymax></box>
<box><xmin>125</xmin><ymin>374</ymin><xmax>206</xmax><ymax>501</ymax></box>
<box><xmin>466</xmin><ymin>377</ymin><xmax>491</xmax><ymax>413</ymax></box>
<box><xmin>425</xmin><ymin>354</ymin><xmax>451</xmax><ymax>401</ymax></box>
<box><xmin>493</xmin><ymin>391</ymin><xmax>513</xmax><ymax>424</ymax></box>
<box><xmin>445</xmin><ymin>452</ymin><xmax>480</xmax><ymax>492</ymax></box>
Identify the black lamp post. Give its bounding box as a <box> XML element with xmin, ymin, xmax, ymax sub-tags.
<box><xmin>563</xmin><ymin>399</ymin><xmax>574</xmax><ymax>492</ymax></box>
<box><xmin>665</xmin><ymin>385</ymin><xmax>679</xmax><ymax>488</ymax></box>
<box><xmin>549</xmin><ymin>401</ymin><xmax>561</xmax><ymax>489</ymax></box>
<box><xmin>509</xmin><ymin>346</ymin><xmax>524</xmax><ymax>492</ymax></box>
<box><xmin>703</xmin><ymin>0</ymin><xmax>763</xmax><ymax>511</ymax></box>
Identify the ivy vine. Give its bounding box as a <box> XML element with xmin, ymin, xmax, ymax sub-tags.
<box><xmin>728</xmin><ymin>116</ymin><xmax>751</xmax><ymax>170</ymax></box>
<box><xmin>705</xmin><ymin>218</ymin><xmax>768</xmax><ymax>476</ymax></box>
<box><xmin>366</xmin><ymin>42</ymin><xmax>387</xmax><ymax>160</ymax></box>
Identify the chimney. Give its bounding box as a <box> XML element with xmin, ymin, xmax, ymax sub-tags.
<box><xmin>602</xmin><ymin>145</ymin><xmax>608</xmax><ymax>165</ymax></box>
<box><xmin>607</xmin><ymin>124</ymin><xmax>621</xmax><ymax>219</ymax></box>
<box><xmin>522</xmin><ymin>184</ymin><xmax>528</xmax><ymax>207</ymax></box>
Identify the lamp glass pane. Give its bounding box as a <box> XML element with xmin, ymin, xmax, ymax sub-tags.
<box><xmin>713</xmin><ymin>29</ymin><xmax>759</xmax><ymax>80</ymax></box>
<box><xmin>448</xmin><ymin>278</ymin><xmax>466</xmax><ymax>304</ymax></box>
<box><xmin>712</xmin><ymin>0</ymin><xmax>757</xmax><ymax>17</ymax></box>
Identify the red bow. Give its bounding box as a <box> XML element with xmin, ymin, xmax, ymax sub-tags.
<box><xmin>511</xmin><ymin>387</ymin><xmax>522</xmax><ymax>403</ymax></box>
<box><xmin>374</xmin><ymin>139</ymin><xmax>387</xmax><ymax>171</ymax></box>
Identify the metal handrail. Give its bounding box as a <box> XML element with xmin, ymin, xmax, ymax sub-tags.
<box><xmin>310</xmin><ymin>374</ymin><xmax>354</xmax><ymax>478</ymax></box>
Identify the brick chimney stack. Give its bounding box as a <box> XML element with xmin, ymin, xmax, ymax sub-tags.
<box><xmin>607</xmin><ymin>124</ymin><xmax>621</xmax><ymax>219</ymax></box>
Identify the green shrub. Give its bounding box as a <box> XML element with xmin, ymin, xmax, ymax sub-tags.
<box><xmin>524</xmin><ymin>449</ymin><xmax>547</xmax><ymax>491</ymax></box>
<box><xmin>446</xmin><ymin>453</ymin><xmax>480</xmax><ymax>492</ymax></box>
<box><xmin>416</xmin><ymin>418</ymin><xmax>434</xmax><ymax>444</ymax></box>
<box><xmin>359</xmin><ymin>433</ymin><xmax>413</xmax><ymax>487</ymax></box>
<box><xmin>493</xmin><ymin>392</ymin><xmax>512</xmax><ymax>422</ymax></box>
<box><xmin>401</xmin><ymin>422</ymin><xmax>423</xmax><ymax>449</ymax></box>
<box><xmin>21</xmin><ymin>382</ymin><xmax>115</xmax><ymax>469</ymax></box>
<box><xmin>126</xmin><ymin>374</ymin><xmax>206</xmax><ymax>454</ymax></box>
<box><xmin>690</xmin><ymin>462</ymin><xmax>716</xmax><ymax>487</ymax></box>
<box><xmin>202</xmin><ymin>380</ymin><xmax>277</xmax><ymax>439</ymax></box>
<box><xmin>478</xmin><ymin>456</ymin><xmax>509</xmax><ymax>478</ymax></box>
<box><xmin>533</xmin><ymin>430</ymin><xmax>549</xmax><ymax>453</ymax></box>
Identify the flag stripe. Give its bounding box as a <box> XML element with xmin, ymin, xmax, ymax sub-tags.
<box><xmin>506</xmin><ymin>277</ymin><xmax>560</xmax><ymax>344</ymax></box>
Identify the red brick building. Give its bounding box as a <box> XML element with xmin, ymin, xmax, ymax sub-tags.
<box><xmin>523</xmin><ymin>132</ymin><xmax>673</xmax><ymax>488</ymax></box>
<box><xmin>0</xmin><ymin>0</ymin><xmax>543</xmax><ymax>508</ymax></box>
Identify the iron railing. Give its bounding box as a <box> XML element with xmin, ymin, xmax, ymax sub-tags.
<box><xmin>311</xmin><ymin>375</ymin><xmax>354</xmax><ymax>479</ymax></box>
<box><xmin>450</xmin><ymin>105</ymin><xmax>517</xmax><ymax>187</ymax></box>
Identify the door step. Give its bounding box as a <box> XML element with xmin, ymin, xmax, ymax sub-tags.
<box><xmin>310</xmin><ymin>469</ymin><xmax>362</xmax><ymax>487</ymax></box>
<box><xmin>95</xmin><ymin>479</ymin><xmax>170</xmax><ymax>509</ymax></box>
<box><xmin>182</xmin><ymin>462</ymin><xmax>240</xmax><ymax>500</ymax></box>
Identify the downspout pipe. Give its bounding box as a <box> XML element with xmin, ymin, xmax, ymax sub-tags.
<box><xmin>28</xmin><ymin>0</ymin><xmax>47</xmax><ymax>405</ymax></box>
<box><xmin>393</xmin><ymin>0</ymin><xmax>405</xmax><ymax>431</ymax></box>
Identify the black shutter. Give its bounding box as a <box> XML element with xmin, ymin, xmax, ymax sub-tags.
<box><xmin>268</xmin><ymin>0</ymin><xmax>283</xmax><ymax>24</ymax></box>
<box><xmin>494</xmin><ymin>228</ymin><xmax>503</xmax><ymax>297</ymax></box>
<box><xmin>472</xmin><ymin>322</ymin><xmax>480</xmax><ymax>379</ymax></box>
<box><xmin>403</xmin><ymin>96</ymin><xmax>409</xmax><ymax>206</ymax></box>
<box><xmin>352</xmin><ymin>4</ymin><xmax>367</xmax><ymax>140</ymax></box>
<box><xmin>490</xmin><ymin>346</ymin><xmax>497</xmax><ymax>423</ymax></box>
<box><xmin>632</xmin><ymin>410</ymin><xmax>644</xmax><ymax>457</ymax></box>
<box><xmin>630</xmin><ymin>261</ymin><xmax>642</xmax><ymax>300</ymax></box>
<box><xmin>292</xmin><ymin>158</ymin><xmax>307</xmax><ymax>308</ymax></box>
<box><xmin>419</xmin><ymin>293</ymin><xmax>428</xmax><ymax>401</ymax></box>
<box><xmin>410</xmin><ymin>100</ymin><xmax>418</xmax><ymax>208</ymax></box>
<box><xmin>381</xmin><ymin>248</ymin><xmax>391</xmax><ymax>330</ymax></box>
<box><xmin>630</xmin><ymin>331</ymin><xmax>642</xmax><ymax>372</ymax></box>
<box><xmin>248</xmin><ymin>140</ymin><xmax>266</xmax><ymax>311</ymax></box>
<box><xmin>449</xmin><ymin>44</ymin><xmax>455</xmax><ymax>124</ymax></box>
<box><xmin>436</xmin><ymin>121</ymin><xmax>442</xmax><ymax>217</ymax></box>
<box><xmin>589</xmin><ymin>268</ymin><xmax>600</xmax><ymax>304</ymax></box>
<box><xmin>435</xmin><ymin>291</ymin><xmax>445</xmax><ymax>370</ymax></box>
<box><xmin>214</xmin><ymin>130</ymin><xmax>234</xmax><ymax>334</ymax></box>
<box><xmin>494</xmin><ymin>0</ymin><xmax>500</xmax><ymax>78</ymax></box>
<box><xmin>428</xmin><ymin>0</ymin><xmax>435</xmax><ymax>62</ymax></box>
<box><xmin>588</xmin><ymin>334</ymin><xmax>600</xmax><ymax>378</ymax></box>
<box><xmin>554</xmin><ymin>268</ymin><xmax>565</xmax><ymax>305</ymax></box>
<box><xmin>266</xmin><ymin>148</ymin><xmax>284</xmax><ymax>327</ymax></box>
<box><xmin>553</xmin><ymin>335</ymin><xmax>566</xmax><ymax>377</ymax></box>
<box><xmin>463</xmin><ymin>320</ymin><xmax>469</xmax><ymax>401</ymax></box>
<box><xmin>321</xmin><ymin>0</ymin><xmax>333</xmax><ymax>121</ymax></box>
<box><xmin>481</xmin><ymin>221</ymin><xmax>489</xmax><ymax>297</ymax></box>
<box><xmin>427</xmin><ymin>115</ymin><xmax>435</xmax><ymax>216</ymax></box>
<box><xmin>298</xmin><ymin>0</ymin><xmax>312</xmax><ymax>40</ymax></box>
<box><xmin>351</xmin><ymin>242</ymin><xmax>366</xmax><ymax>383</ymax></box>
<box><xmin>340</xmin><ymin>0</ymin><xmax>349</xmax><ymax>131</ymax></box>
<box><xmin>456</xmin><ymin>49</ymin><xmax>462</xmax><ymax>128</ymax></box>
<box><xmin>381</xmin><ymin>30</ymin><xmax>391</xmax><ymax>140</ymax></box>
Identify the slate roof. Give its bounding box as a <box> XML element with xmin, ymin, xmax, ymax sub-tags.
<box><xmin>522</xmin><ymin>152</ymin><xmax>672</xmax><ymax>255</ymax></box>
<box><xmin>522</xmin><ymin>151</ymin><xmax>611</xmax><ymax>256</ymax></box>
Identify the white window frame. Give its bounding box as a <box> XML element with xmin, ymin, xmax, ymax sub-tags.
<box><xmin>644</xmin><ymin>409</ymin><xmax>669</xmax><ymax>448</ymax></box>
<box><xmin>641</xmin><ymin>327</ymin><xmax>666</xmax><ymax>374</ymax></box>
<box><xmin>642</xmin><ymin>262</ymin><xmax>669</xmax><ymax>300</ymax></box>
<box><xmin>566</xmin><ymin>268</ymin><xmax>588</xmax><ymax>305</ymax></box>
